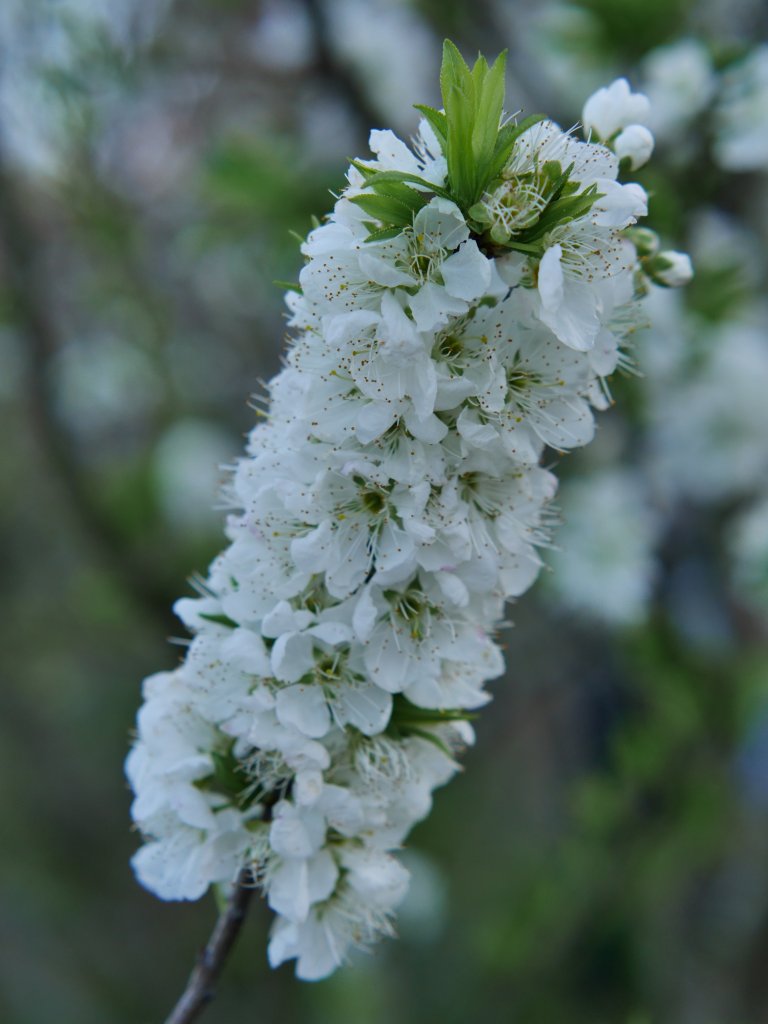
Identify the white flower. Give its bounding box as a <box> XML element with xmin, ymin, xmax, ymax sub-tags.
<box><xmin>547</xmin><ymin>469</ymin><xmax>659</xmax><ymax>626</ymax></box>
<box><xmin>714</xmin><ymin>47</ymin><xmax>768</xmax><ymax>171</ymax></box>
<box><xmin>131</xmin><ymin>815</ymin><xmax>251</xmax><ymax>902</ymax></box>
<box><xmin>648</xmin><ymin>321</ymin><xmax>768</xmax><ymax>502</ymax></box>
<box><xmin>642</xmin><ymin>39</ymin><xmax>714</xmax><ymax>141</ymax></box>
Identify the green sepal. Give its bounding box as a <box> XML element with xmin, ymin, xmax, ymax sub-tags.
<box><xmin>199</xmin><ymin>611</ymin><xmax>239</xmax><ymax>629</ymax></box>
<box><xmin>389</xmin><ymin>693</ymin><xmax>478</xmax><ymax>726</ymax></box>
<box><xmin>364</xmin><ymin>226</ymin><xmax>406</xmax><ymax>243</ymax></box>
<box><xmin>514</xmin><ymin>184</ymin><xmax>604</xmax><ymax>249</ymax></box>
<box><xmin>400</xmin><ymin>726</ymin><xmax>455</xmax><ymax>759</ymax></box>
<box><xmin>210</xmin><ymin>746</ymin><xmax>245</xmax><ymax>796</ymax></box>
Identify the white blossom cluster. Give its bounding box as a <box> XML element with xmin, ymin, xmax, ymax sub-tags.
<box><xmin>127</xmin><ymin>69</ymin><xmax>685</xmax><ymax>980</ymax></box>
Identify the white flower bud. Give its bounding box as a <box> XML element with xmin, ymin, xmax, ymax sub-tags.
<box><xmin>651</xmin><ymin>250</ymin><xmax>694</xmax><ymax>287</ymax></box>
<box><xmin>582</xmin><ymin>78</ymin><xmax>651</xmax><ymax>139</ymax></box>
<box><xmin>614</xmin><ymin>124</ymin><xmax>655</xmax><ymax>169</ymax></box>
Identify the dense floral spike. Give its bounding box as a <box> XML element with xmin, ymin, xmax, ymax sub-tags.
<box><xmin>127</xmin><ymin>43</ymin><xmax>689</xmax><ymax>980</ymax></box>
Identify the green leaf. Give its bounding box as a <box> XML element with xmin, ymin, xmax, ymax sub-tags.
<box><xmin>350</xmin><ymin>159</ymin><xmax>375</xmax><ymax>180</ymax></box>
<box><xmin>347</xmin><ymin>192</ymin><xmax>415</xmax><ymax>227</ymax></box>
<box><xmin>368</xmin><ymin>179</ymin><xmax>430</xmax><ymax>212</ymax></box>
<box><xmin>440</xmin><ymin>40</ymin><xmax>478</xmax><ymax>209</ymax></box>
<box><xmin>363</xmin><ymin>226</ymin><xmax>405</xmax><ymax>243</ymax></box>
<box><xmin>487</xmin><ymin>114</ymin><xmax>546</xmax><ymax>183</ymax></box>
<box><xmin>471</xmin><ymin>50</ymin><xmax>507</xmax><ymax>178</ymax></box>
<box><xmin>470</xmin><ymin>54</ymin><xmax>489</xmax><ymax>97</ymax></box>
<box><xmin>362</xmin><ymin>169</ymin><xmax>452</xmax><ymax>200</ymax></box>
<box><xmin>413</xmin><ymin>104</ymin><xmax>448</xmax><ymax>149</ymax></box>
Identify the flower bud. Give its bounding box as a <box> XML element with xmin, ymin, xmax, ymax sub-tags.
<box><xmin>625</xmin><ymin>226</ymin><xmax>660</xmax><ymax>257</ymax></box>
<box><xmin>646</xmin><ymin>250</ymin><xmax>694</xmax><ymax>287</ymax></box>
<box><xmin>582</xmin><ymin>78</ymin><xmax>651</xmax><ymax>139</ymax></box>
<box><xmin>615</xmin><ymin>124</ymin><xmax>655</xmax><ymax>169</ymax></box>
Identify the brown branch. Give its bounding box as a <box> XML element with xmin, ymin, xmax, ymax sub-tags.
<box><xmin>164</xmin><ymin>869</ymin><xmax>255</xmax><ymax>1024</ymax></box>
<box><xmin>0</xmin><ymin>144</ymin><xmax>173</xmax><ymax>623</ymax></box>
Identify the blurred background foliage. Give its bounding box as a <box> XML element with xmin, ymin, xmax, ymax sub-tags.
<box><xmin>1</xmin><ymin>1</ymin><xmax>768</xmax><ymax>1022</ymax></box>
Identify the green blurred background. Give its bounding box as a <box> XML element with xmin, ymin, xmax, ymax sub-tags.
<box><xmin>2</xmin><ymin>1</ymin><xmax>768</xmax><ymax>1022</ymax></box>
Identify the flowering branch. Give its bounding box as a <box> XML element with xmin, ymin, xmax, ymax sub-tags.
<box><xmin>127</xmin><ymin>40</ymin><xmax>691</xmax><ymax>994</ymax></box>
<box><xmin>164</xmin><ymin>869</ymin><xmax>254</xmax><ymax>1024</ymax></box>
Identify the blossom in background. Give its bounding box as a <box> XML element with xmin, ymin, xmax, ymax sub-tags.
<box><xmin>641</xmin><ymin>39</ymin><xmax>715</xmax><ymax>143</ymax></box>
<box><xmin>715</xmin><ymin>46</ymin><xmax>768</xmax><ymax>171</ymax></box>
<box><xmin>730</xmin><ymin>495</ymin><xmax>768</xmax><ymax>614</ymax></box>
<box><xmin>127</xmin><ymin>44</ymin><xmax>687</xmax><ymax>980</ymax></box>
<box><xmin>547</xmin><ymin>469</ymin><xmax>660</xmax><ymax>627</ymax></box>
<box><xmin>647</xmin><ymin>318</ymin><xmax>768</xmax><ymax>504</ymax></box>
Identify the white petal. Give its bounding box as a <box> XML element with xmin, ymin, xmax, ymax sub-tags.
<box><xmin>291</xmin><ymin>521</ymin><xmax>334</xmax><ymax>574</ymax></box>
<box><xmin>276</xmin><ymin>685</ymin><xmax>332</xmax><ymax>738</ymax></box>
<box><xmin>538</xmin><ymin>244</ymin><xmax>565</xmax><ymax>314</ymax></box>
<box><xmin>412</xmin><ymin>197</ymin><xmax>469</xmax><ymax>250</ymax></box>
<box><xmin>456</xmin><ymin>406</ymin><xmax>499</xmax><ymax>448</ymax></box>
<box><xmin>308</xmin><ymin>621</ymin><xmax>353</xmax><ymax>646</ymax></box>
<box><xmin>295</xmin><ymin>913</ymin><xmax>347</xmax><ymax>981</ymax></box>
<box><xmin>271</xmin><ymin>632</ymin><xmax>314</xmax><ymax>683</ymax></box>
<box><xmin>268</xmin><ymin>859</ymin><xmax>310</xmax><ymax>922</ymax></box>
<box><xmin>409</xmin><ymin>282</ymin><xmax>467</xmax><ymax>333</ymax></box>
<box><xmin>614</xmin><ymin>124</ymin><xmax>654</xmax><ymax>169</ymax></box>
<box><xmin>341</xmin><ymin>847</ymin><xmax>410</xmax><ymax>910</ymax></box>
<box><xmin>368</xmin><ymin>129</ymin><xmax>421</xmax><ymax>173</ymax></box>
<box><xmin>582</xmin><ymin>78</ymin><xmax>650</xmax><ymax>138</ymax></box>
<box><xmin>441</xmin><ymin>240</ymin><xmax>491</xmax><ymax>300</ymax></box>
<box><xmin>267</xmin><ymin>916</ymin><xmax>299</xmax><ymax>968</ymax></box>
<box><xmin>336</xmin><ymin>679</ymin><xmax>393</xmax><ymax>735</ymax></box>
<box><xmin>262</xmin><ymin>601</ymin><xmax>301</xmax><ymax>639</ymax></box>
<box><xmin>352</xmin><ymin>587</ymin><xmax>379</xmax><ymax>642</ymax></box>
<box><xmin>306</xmin><ymin>849</ymin><xmax>339</xmax><ymax>905</ymax></box>
<box><xmin>294</xmin><ymin>769</ymin><xmax>324</xmax><ymax>806</ymax></box>
<box><xmin>269</xmin><ymin>802</ymin><xmax>325</xmax><ymax>859</ymax></box>
<box><xmin>591</xmin><ymin>179</ymin><xmax>647</xmax><ymax>228</ymax></box>
<box><xmin>221</xmin><ymin>628</ymin><xmax>272</xmax><ymax>677</ymax></box>
<box><xmin>404</xmin><ymin>409</ymin><xmax>448</xmax><ymax>444</ymax></box>
<box><xmin>357</xmin><ymin>251</ymin><xmax>413</xmax><ymax>287</ymax></box>
<box><xmin>317</xmin><ymin>784</ymin><xmax>365</xmax><ymax>836</ymax></box>
<box><xmin>356</xmin><ymin>401</ymin><xmax>398</xmax><ymax>444</ymax></box>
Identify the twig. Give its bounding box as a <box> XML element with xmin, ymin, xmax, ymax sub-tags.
<box><xmin>164</xmin><ymin>869</ymin><xmax>255</xmax><ymax>1024</ymax></box>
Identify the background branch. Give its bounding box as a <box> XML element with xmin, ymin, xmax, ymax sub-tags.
<box><xmin>0</xmin><ymin>145</ymin><xmax>173</xmax><ymax>623</ymax></box>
